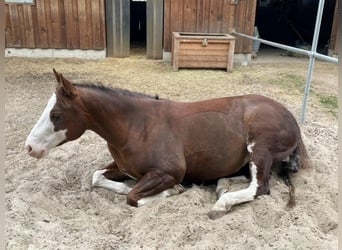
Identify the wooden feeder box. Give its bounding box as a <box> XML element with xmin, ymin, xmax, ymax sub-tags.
<box><xmin>171</xmin><ymin>32</ymin><xmax>235</xmax><ymax>72</ymax></box>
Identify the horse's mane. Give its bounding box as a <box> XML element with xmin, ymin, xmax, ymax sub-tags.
<box><xmin>73</xmin><ymin>82</ymin><xmax>160</xmax><ymax>100</ymax></box>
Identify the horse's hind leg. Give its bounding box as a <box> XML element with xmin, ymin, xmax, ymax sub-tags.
<box><xmin>278</xmin><ymin>162</ymin><xmax>296</xmax><ymax>208</ymax></box>
<box><xmin>215</xmin><ymin>176</ymin><xmax>250</xmax><ymax>199</ymax></box>
<box><xmin>208</xmin><ymin>143</ymin><xmax>272</xmax><ymax>220</ymax></box>
<box><xmin>288</xmin><ymin>147</ymin><xmax>299</xmax><ymax>172</ymax></box>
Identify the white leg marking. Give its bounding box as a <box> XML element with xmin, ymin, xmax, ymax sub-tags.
<box><xmin>216</xmin><ymin>178</ymin><xmax>229</xmax><ymax>199</ymax></box>
<box><xmin>92</xmin><ymin>169</ymin><xmax>132</xmax><ymax>195</ymax></box>
<box><xmin>247</xmin><ymin>141</ymin><xmax>255</xmax><ymax>153</ymax></box>
<box><xmin>137</xmin><ymin>185</ymin><xmax>185</xmax><ymax>207</ymax></box>
<box><xmin>216</xmin><ymin>176</ymin><xmax>250</xmax><ymax>199</ymax></box>
<box><xmin>211</xmin><ymin>162</ymin><xmax>259</xmax><ymax>212</ymax></box>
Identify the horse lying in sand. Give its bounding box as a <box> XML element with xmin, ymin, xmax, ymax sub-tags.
<box><xmin>25</xmin><ymin>70</ymin><xmax>308</xmax><ymax>219</ymax></box>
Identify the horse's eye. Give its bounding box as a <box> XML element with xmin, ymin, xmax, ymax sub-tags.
<box><xmin>50</xmin><ymin>113</ymin><xmax>61</xmax><ymax>122</ymax></box>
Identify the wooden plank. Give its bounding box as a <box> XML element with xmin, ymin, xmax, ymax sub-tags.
<box><xmin>64</xmin><ymin>0</ymin><xmax>79</xmax><ymax>49</ymax></box>
<box><xmin>234</xmin><ymin>0</ymin><xmax>247</xmax><ymax>53</ymax></box>
<box><xmin>5</xmin><ymin>4</ymin><xmax>12</xmax><ymax>47</ymax></box>
<box><xmin>329</xmin><ymin>0</ymin><xmax>338</xmax><ymax>53</ymax></box>
<box><xmin>91</xmin><ymin>0</ymin><xmax>103</xmax><ymax>49</ymax></box>
<box><xmin>242</xmin><ymin>0</ymin><xmax>256</xmax><ymax>53</ymax></box>
<box><xmin>85</xmin><ymin>0</ymin><xmax>94</xmax><ymax>49</ymax></box>
<box><xmin>202</xmin><ymin>0</ymin><xmax>210</xmax><ymax>33</ymax></box>
<box><xmin>98</xmin><ymin>0</ymin><xmax>105</xmax><ymax>49</ymax></box>
<box><xmin>228</xmin><ymin>1</ymin><xmax>236</xmax><ymax>34</ymax></box>
<box><xmin>163</xmin><ymin>0</ymin><xmax>171</xmax><ymax>51</ymax></box>
<box><xmin>179</xmin><ymin>54</ymin><xmax>228</xmax><ymax>62</ymax></box>
<box><xmin>31</xmin><ymin>3</ymin><xmax>41</xmax><ymax>47</ymax></box>
<box><xmin>57</xmin><ymin>0</ymin><xmax>67</xmax><ymax>48</ymax></box>
<box><xmin>176</xmin><ymin>0</ymin><xmax>184</xmax><ymax>31</ymax></box>
<box><xmin>208</xmin><ymin>0</ymin><xmax>222</xmax><ymax>33</ymax></box>
<box><xmin>72</xmin><ymin>0</ymin><xmax>80</xmax><ymax>48</ymax></box>
<box><xmin>169</xmin><ymin>0</ymin><xmax>181</xmax><ymax>51</ymax></box>
<box><xmin>78</xmin><ymin>0</ymin><xmax>88</xmax><ymax>49</ymax></box>
<box><xmin>179</xmin><ymin>49</ymin><xmax>229</xmax><ymax>56</ymax></box>
<box><xmin>105</xmin><ymin>0</ymin><xmax>130</xmax><ymax>57</ymax></box>
<box><xmin>8</xmin><ymin>4</ymin><xmax>20</xmax><ymax>47</ymax></box>
<box><xmin>63</xmin><ymin>0</ymin><xmax>73</xmax><ymax>48</ymax></box>
<box><xmin>172</xmin><ymin>35</ymin><xmax>180</xmax><ymax>71</ymax></box>
<box><xmin>183</xmin><ymin>0</ymin><xmax>196</xmax><ymax>32</ymax></box>
<box><xmin>226</xmin><ymin>39</ymin><xmax>235</xmax><ymax>72</ymax></box>
<box><xmin>147</xmin><ymin>0</ymin><xmax>164</xmax><ymax>59</ymax></box>
<box><xmin>44</xmin><ymin>0</ymin><xmax>54</xmax><ymax>47</ymax></box>
<box><xmin>179</xmin><ymin>61</ymin><xmax>227</xmax><ymax>68</ymax></box>
<box><xmin>36</xmin><ymin>0</ymin><xmax>49</xmax><ymax>48</ymax></box>
<box><xmin>221</xmin><ymin>0</ymin><xmax>233</xmax><ymax>33</ymax></box>
<box><xmin>23</xmin><ymin>4</ymin><xmax>35</xmax><ymax>47</ymax></box>
<box><xmin>196</xmin><ymin>0</ymin><xmax>204</xmax><ymax>31</ymax></box>
<box><xmin>49</xmin><ymin>0</ymin><xmax>62</xmax><ymax>48</ymax></box>
<box><xmin>17</xmin><ymin>5</ymin><xmax>27</xmax><ymax>47</ymax></box>
<box><xmin>178</xmin><ymin>42</ymin><xmax>230</xmax><ymax>50</ymax></box>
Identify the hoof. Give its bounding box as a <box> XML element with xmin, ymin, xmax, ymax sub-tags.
<box><xmin>176</xmin><ymin>184</ymin><xmax>186</xmax><ymax>193</ymax></box>
<box><xmin>216</xmin><ymin>188</ymin><xmax>228</xmax><ymax>199</ymax></box>
<box><xmin>126</xmin><ymin>196</ymin><xmax>138</xmax><ymax>207</ymax></box>
<box><xmin>208</xmin><ymin>210</ymin><xmax>226</xmax><ymax>220</ymax></box>
<box><xmin>92</xmin><ymin>169</ymin><xmax>107</xmax><ymax>187</ymax></box>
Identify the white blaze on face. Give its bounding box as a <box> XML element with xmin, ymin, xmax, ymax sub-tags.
<box><xmin>25</xmin><ymin>93</ymin><xmax>67</xmax><ymax>159</ymax></box>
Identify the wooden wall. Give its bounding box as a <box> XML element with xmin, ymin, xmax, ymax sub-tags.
<box><xmin>329</xmin><ymin>0</ymin><xmax>338</xmax><ymax>54</ymax></box>
<box><xmin>5</xmin><ymin>0</ymin><xmax>106</xmax><ymax>49</ymax></box>
<box><xmin>164</xmin><ymin>0</ymin><xmax>257</xmax><ymax>54</ymax></box>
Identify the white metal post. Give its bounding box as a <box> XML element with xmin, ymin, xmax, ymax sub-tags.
<box><xmin>300</xmin><ymin>0</ymin><xmax>326</xmax><ymax>123</ymax></box>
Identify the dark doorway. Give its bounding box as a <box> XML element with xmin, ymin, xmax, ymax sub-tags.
<box><xmin>255</xmin><ymin>0</ymin><xmax>336</xmax><ymax>53</ymax></box>
<box><xmin>130</xmin><ymin>0</ymin><xmax>147</xmax><ymax>53</ymax></box>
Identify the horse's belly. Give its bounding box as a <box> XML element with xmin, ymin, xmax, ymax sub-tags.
<box><xmin>184</xmin><ymin>147</ymin><xmax>248</xmax><ymax>181</ymax></box>
<box><xmin>178</xmin><ymin>110</ymin><xmax>248</xmax><ymax>180</ymax></box>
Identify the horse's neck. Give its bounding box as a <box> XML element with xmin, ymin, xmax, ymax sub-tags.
<box><xmin>80</xmin><ymin>88</ymin><xmax>137</xmax><ymax>147</ymax></box>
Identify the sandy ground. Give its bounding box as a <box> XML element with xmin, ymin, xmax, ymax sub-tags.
<box><xmin>5</xmin><ymin>48</ymin><xmax>338</xmax><ymax>249</ymax></box>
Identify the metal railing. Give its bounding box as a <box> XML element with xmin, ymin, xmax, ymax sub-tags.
<box><xmin>233</xmin><ymin>0</ymin><xmax>338</xmax><ymax>123</ymax></box>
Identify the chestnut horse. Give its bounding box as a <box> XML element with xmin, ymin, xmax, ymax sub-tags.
<box><xmin>25</xmin><ymin>70</ymin><xmax>308</xmax><ymax>219</ymax></box>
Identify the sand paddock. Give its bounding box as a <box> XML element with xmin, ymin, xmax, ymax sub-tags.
<box><xmin>5</xmin><ymin>51</ymin><xmax>337</xmax><ymax>249</ymax></box>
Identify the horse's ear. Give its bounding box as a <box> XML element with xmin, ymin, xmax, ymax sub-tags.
<box><xmin>60</xmin><ymin>74</ymin><xmax>78</xmax><ymax>97</ymax></box>
<box><xmin>53</xmin><ymin>68</ymin><xmax>62</xmax><ymax>83</ymax></box>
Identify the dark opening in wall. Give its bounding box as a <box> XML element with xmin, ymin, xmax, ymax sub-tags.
<box><xmin>130</xmin><ymin>0</ymin><xmax>147</xmax><ymax>48</ymax></box>
<box><xmin>255</xmin><ymin>0</ymin><xmax>336</xmax><ymax>53</ymax></box>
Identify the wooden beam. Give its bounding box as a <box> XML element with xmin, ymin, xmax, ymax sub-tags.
<box><xmin>106</xmin><ymin>0</ymin><xmax>130</xmax><ymax>57</ymax></box>
<box><xmin>146</xmin><ymin>0</ymin><xmax>163</xmax><ymax>59</ymax></box>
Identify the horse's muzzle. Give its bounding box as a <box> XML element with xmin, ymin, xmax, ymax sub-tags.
<box><xmin>25</xmin><ymin>144</ymin><xmax>45</xmax><ymax>159</ymax></box>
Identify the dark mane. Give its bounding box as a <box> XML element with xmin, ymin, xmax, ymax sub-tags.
<box><xmin>73</xmin><ymin>82</ymin><xmax>160</xmax><ymax>100</ymax></box>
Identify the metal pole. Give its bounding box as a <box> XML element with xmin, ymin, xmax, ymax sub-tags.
<box><xmin>300</xmin><ymin>0</ymin><xmax>325</xmax><ymax>123</ymax></box>
<box><xmin>233</xmin><ymin>31</ymin><xmax>338</xmax><ymax>64</ymax></box>
<box><xmin>233</xmin><ymin>32</ymin><xmax>312</xmax><ymax>57</ymax></box>
<box><xmin>233</xmin><ymin>0</ymin><xmax>338</xmax><ymax>123</ymax></box>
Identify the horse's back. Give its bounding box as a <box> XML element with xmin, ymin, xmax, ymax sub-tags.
<box><xmin>166</xmin><ymin>94</ymin><xmax>301</xmax><ymax>180</ymax></box>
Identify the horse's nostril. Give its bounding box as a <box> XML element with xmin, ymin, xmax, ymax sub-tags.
<box><xmin>26</xmin><ymin>145</ymin><xmax>32</xmax><ymax>153</ymax></box>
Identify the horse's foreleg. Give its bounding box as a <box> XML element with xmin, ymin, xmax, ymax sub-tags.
<box><xmin>136</xmin><ymin>184</ymin><xmax>185</xmax><ymax>207</ymax></box>
<box><xmin>99</xmin><ymin>162</ymin><xmax>130</xmax><ymax>181</ymax></box>
<box><xmin>92</xmin><ymin>162</ymin><xmax>132</xmax><ymax>195</ymax></box>
<box><xmin>126</xmin><ymin>170</ymin><xmax>184</xmax><ymax>207</ymax></box>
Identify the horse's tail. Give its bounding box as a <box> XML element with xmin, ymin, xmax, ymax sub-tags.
<box><xmin>281</xmin><ymin>135</ymin><xmax>310</xmax><ymax>208</ymax></box>
<box><xmin>296</xmin><ymin>135</ymin><xmax>310</xmax><ymax>169</ymax></box>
